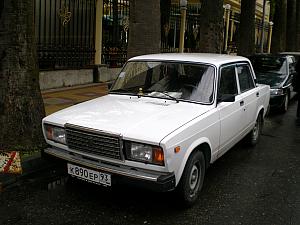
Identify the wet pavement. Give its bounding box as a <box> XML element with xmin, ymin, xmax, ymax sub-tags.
<box><xmin>0</xmin><ymin>100</ymin><xmax>299</xmax><ymax>225</ymax></box>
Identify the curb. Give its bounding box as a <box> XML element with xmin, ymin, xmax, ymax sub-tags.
<box><xmin>0</xmin><ymin>152</ymin><xmax>57</xmax><ymax>190</ymax></box>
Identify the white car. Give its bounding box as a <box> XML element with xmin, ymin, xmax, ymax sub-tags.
<box><xmin>42</xmin><ymin>53</ymin><xmax>270</xmax><ymax>206</ymax></box>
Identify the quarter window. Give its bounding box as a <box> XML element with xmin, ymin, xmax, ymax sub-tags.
<box><xmin>237</xmin><ymin>65</ymin><xmax>255</xmax><ymax>92</ymax></box>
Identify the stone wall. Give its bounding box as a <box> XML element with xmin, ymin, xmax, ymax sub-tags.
<box><xmin>39</xmin><ymin>66</ymin><xmax>122</xmax><ymax>90</ymax></box>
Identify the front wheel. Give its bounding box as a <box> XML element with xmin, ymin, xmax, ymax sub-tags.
<box><xmin>176</xmin><ymin>151</ymin><xmax>206</xmax><ymax>207</ymax></box>
<box><xmin>246</xmin><ymin>113</ymin><xmax>262</xmax><ymax>146</ymax></box>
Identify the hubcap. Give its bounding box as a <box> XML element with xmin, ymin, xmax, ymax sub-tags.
<box><xmin>189</xmin><ymin>165</ymin><xmax>199</xmax><ymax>190</ymax></box>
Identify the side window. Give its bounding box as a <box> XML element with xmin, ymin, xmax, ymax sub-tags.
<box><xmin>237</xmin><ymin>65</ymin><xmax>255</xmax><ymax>92</ymax></box>
<box><xmin>287</xmin><ymin>57</ymin><xmax>295</xmax><ymax>74</ymax></box>
<box><xmin>219</xmin><ymin>65</ymin><xmax>238</xmax><ymax>96</ymax></box>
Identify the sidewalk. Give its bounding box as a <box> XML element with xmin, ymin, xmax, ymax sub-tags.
<box><xmin>42</xmin><ymin>83</ymin><xmax>109</xmax><ymax>115</ymax></box>
<box><xmin>0</xmin><ymin>83</ymin><xmax>110</xmax><ymax>190</ymax></box>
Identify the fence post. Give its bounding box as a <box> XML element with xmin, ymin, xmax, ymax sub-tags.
<box><xmin>267</xmin><ymin>21</ymin><xmax>273</xmax><ymax>53</ymax></box>
<box><xmin>95</xmin><ymin>0</ymin><xmax>103</xmax><ymax>64</ymax></box>
<box><xmin>179</xmin><ymin>0</ymin><xmax>187</xmax><ymax>53</ymax></box>
<box><xmin>223</xmin><ymin>4</ymin><xmax>231</xmax><ymax>53</ymax></box>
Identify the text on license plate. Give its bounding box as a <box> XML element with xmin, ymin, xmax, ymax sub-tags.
<box><xmin>67</xmin><ymin>163</ymin><xmax>111</xmax><ymax>186</ymax></box>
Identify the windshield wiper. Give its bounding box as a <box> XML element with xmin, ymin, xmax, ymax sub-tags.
<box><xmin>146</xmin><ymin>91</ymin><xmax>179</xmax><ymax>103</ymax></box>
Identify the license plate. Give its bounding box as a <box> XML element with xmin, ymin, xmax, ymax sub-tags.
<box><xmin>67</xmin><ymin>163</ymin><xmax>111</xmax><ymax>186</ymax></box>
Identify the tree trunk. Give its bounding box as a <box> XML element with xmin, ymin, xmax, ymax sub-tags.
<box><xmin>286</xmin><ymin>0</ymin><xmax>297</xmax><ymax>51</ymax></box>
<box><xmin>198</xmin><ymin>0</ymin><xmax>224</xmax><ymax>53</ymax></box>
<box><xmin>237</xmin><ymin>0</ymin><xmax>256</xmax><ymax>56</ymax></box>
<box><xmin>271</xmin><ymin>0</ymin><xmax>287</xmax><ymax>53</ymax></box>
<box><xmin>296</xmin><ymin>0</ymin><xmax>300</xmax><ymax>51</ymax></box>
<box><xmin>127</xmin><ymin>0</ymin><xmax>161</xmax><ymax>59</ymax></box>
<box><xmin>0</xmin><ymin>0</ymin><xmax>46</xmax><ymax>150</ymax></box>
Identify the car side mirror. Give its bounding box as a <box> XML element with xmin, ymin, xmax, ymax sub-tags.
<box><xmin>217</xmin><ymin>94</ymin><xmax>235</xmax><ymax>103</ymax></box>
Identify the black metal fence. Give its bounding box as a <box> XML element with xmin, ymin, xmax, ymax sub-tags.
<box><xmin>161</xmin><ymin>3</ymin><xmax>202</xmax><ymax>53</ymax></box>
<box><xmin>102</xmin><ymin>0</ymin><xmax>129</xmax><ymax>67</ymax></box>
<box><xmin>35</xmin><ymin>0</ymin><xmax>96</xmax><ymax>70</ymax></box>
<box><xmin>34</xmin><ymin>1</ymin><xmax>268</xmax><ymax>70</ymax></box>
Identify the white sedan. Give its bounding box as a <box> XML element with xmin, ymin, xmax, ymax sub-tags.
<box><xmin>42</xmin><ymin>53</ymin><xmax>270</xmax><ymax>206</ymax></box>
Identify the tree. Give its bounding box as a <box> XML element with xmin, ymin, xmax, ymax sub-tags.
<box><xmin>127</xmin><ymin>0</ymin><xmax>161</xmax><ymax>59</ymax></box>
<box><xmin>197</xmin><ymin>0</ymin><xmax>224</xmax><ymax>53</ymax></box>
<box><xmin>0</xmin><ymin>0</ymin><xmax>45</xmax><ymax>150</ymax></box>
<box><xmin>271</xmin><ymin>0</ymin><xmax>287</xmax><ymax>53</ymax></box>
<box><xmin>296</xmin><ymin>0</ymin><xmax>300</xmax><ymax>51</ymax></box>
<box><xmin>237</xmin><ymin>0</ymin><xmax>256</xmax><ymax>56</ymax></box>
<box><xmin>286</xmin><ymin>0</ymin><xmax>297</xmax><ymax>51</ymax></box>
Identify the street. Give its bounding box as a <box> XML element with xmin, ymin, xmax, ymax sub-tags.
<box><xmin>0</xmin><ymin>101</ymin><xmax>299</xmax><ymax>225</ymax></box>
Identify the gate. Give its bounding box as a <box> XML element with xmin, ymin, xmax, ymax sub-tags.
<box><xmin>35</xmin><ymin>0</ymin><xmax>96</xmax><ymax>69</ymax></box>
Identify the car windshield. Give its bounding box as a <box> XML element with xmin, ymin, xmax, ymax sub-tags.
<box><xmin>110</xmin><ymin>61</ymin><xmax>215</xmax><ymax>104</ymax></box>
<box><xmin>250</xmin><ymin>56</ymin><xmax>287</xmax><ymax>86</ymax></box>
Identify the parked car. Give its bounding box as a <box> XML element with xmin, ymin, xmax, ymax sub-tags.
<box><xmin>42</xmin><ymin>53</ymin><xmax>270</xmax><ymax>206</ymax></box>
<box><xmin>280</xmin><ymin>52</ymin><xmax>300</xmax><ymax>62</ymax></box>
<box><xmin>249</xmin><ymin>54</ymin><xmax>297</xmax><ymax>112</ymax></box>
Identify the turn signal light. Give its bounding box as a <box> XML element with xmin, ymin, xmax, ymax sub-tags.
<box><xmin>174</xmin><ymin>146</ymin><xmax>181</xmax><ymax>153</ymax></box>
<box><xmin>153</xmin><ymin>147</ymin><xmax>164</xmax><ymax>166</ymax></box>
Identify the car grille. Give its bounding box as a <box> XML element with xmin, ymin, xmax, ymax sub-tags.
<box><xmin>65</xmin><ymin>124</ymin><xmax>122</xmax><ymax>160</ymax></box>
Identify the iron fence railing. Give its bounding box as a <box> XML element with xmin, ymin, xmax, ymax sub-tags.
<box><xmin>161</xmin><ymin>3</ymin><xmax>202</xmax><ymax>53</ymax></box>
<box><xmin>35</xmin><ymin>0</ymin><xmax>96</xmax><ymax>70</ymax></box>
<box><xmin>102</xmin><ymin>0</ymin><xmax>129</xmax><ymax>67</ymax></box>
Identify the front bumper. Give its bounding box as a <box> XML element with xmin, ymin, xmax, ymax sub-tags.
<box><xmin>43</xmin><ymin>147</ymin><xmax>176</xmax><ymax>192</ymax></box>
<box><xmin>269</xmin><ymin>95</ymin><xmax>286</xmax><ymax>108</ymax></box>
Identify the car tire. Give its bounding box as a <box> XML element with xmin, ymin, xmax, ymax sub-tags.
<box><xmin>246</xmin><ymin>113</ymin><xmax>262</xmax><ymax>146</ymax></box>
<box><xmin>176</xmin><ymin>151</ymin><xmax>205</xmax><ymax>207</ymax></box>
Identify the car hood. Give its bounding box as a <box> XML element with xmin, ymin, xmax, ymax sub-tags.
<box><xmin>43</xmin><ymin>94</ymin><xmax>212</xmax><ymax>143</ymax></box>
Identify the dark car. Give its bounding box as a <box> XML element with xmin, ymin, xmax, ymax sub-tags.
<box><xmin>249</xmin><ymin>54</ymin><xmax>297</xmax><ymax>112</ymax></box>
<box><xmin>280</xmin><ymin>52</ymin><xmax>300</xmax><ymax>62</ymax></box>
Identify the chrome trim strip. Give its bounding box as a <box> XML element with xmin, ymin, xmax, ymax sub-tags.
<box><xmin>45</xmin><ymin>147</ymin><xmax>169</xmax><ymax>182</ymax></box>
<box><xmin>65</xmin><ymin>123</ymin><xmax>121</xmax><ymax>137</ymax></box>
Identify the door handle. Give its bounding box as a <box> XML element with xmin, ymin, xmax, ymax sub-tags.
<box><xmin>256</xmin><ymin>92</ymin><xmax>260</xmax><ymax>97</ymax></box>
<box><xmin>240</xmin><ymin>100</ymin><xmax>244</xmax><ymax>106</ymax></box>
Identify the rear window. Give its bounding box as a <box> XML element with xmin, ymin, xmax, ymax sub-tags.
<box><xmin>250</xmin><ymin>56</ymin><xmax>287</xmax><ymax>74</ymax></box>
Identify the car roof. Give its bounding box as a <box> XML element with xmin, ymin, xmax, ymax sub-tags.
<box><xmin>280</xmin><ymin>52</ymin><xmax>300</xmax><ymax>55</ymax></box>
<box><xmin>128</xmin><ymin>53</ymin><xmax>250</xmax><ymax>67</ymax></box>
<box><xmin>248</xmin><ymin>53</ymin><xmax>286</xmax><ymax>58</ymax></box>
<box><xmin>248</xmin><ymin>54</ymin><xmax>295</xmax><ymax>62</ymax></box>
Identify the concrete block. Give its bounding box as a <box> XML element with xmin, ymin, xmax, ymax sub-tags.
<box><xmin>39</xmin><ymin>69</ymin><xmax>93</xmax><ymax>90</ymax></box>
<box><xmin>98</xmin><ymin>66</ymin><xmax>121</xmax><ymax>82</ymax></box>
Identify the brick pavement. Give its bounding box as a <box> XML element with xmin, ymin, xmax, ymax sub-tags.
<box><xmin>42</xmin><ymin>83</ymin><xmax>109</xmax><ymax>115</ymax></box>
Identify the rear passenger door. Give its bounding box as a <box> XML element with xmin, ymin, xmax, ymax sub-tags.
<box><xmin>236</xmin><ymin>63</ymin><xmax>259</xmax><ymax>132</ymax></box>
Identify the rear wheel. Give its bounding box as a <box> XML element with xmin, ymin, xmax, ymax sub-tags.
<box><xmin>176</xmin><ymin>151</ymin><xmax>205</xmax><ymax>207</ymax></box>
<box><xmin>246</xmin><ymin>113</ymin><xmax>262</xmax><ymax>146</ymax></box>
